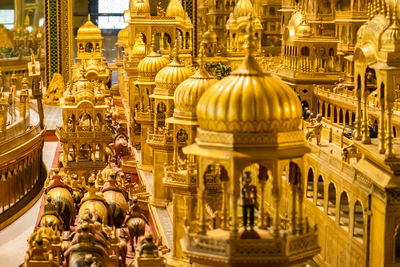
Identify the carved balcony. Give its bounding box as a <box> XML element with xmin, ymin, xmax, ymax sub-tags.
<box><xmin>163</xmin><ymin>165</ymin><xmax>197</xmax><ymax>189</ymax></box>
<box><xmin>147</xmin><ymin>130</ymin><xmax>174</xmax><ymax>147</ymax></box>
<box><xmin>56</xmin><ymin>126</ymin><xmax>113</xmax><ymax>143</ymax></box>
<box><xmin>182</xmin><ymin>230</ymin><xmax>319</xmax><ymax>266</ymax></box>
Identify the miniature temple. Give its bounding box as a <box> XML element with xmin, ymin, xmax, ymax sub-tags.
<box><xmin>1</xmin><ymin>0</ymin><xmax>400</xmax><ymax>266</ymax></box>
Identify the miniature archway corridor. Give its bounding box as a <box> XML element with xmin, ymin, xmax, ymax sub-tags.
<box><xmin>354</xmin><ymin>47</ymin><xmax>396</xmax><ymax>158</ymax></box>
<box><xmin>196</xmin><ymin>159</ymin><xmax>307</xmax><ymax>237</ymax></box>
<box><xmin>63</xmin><ymin>142</ymin><xmax>109</xmax><ymax>164</ymax></box>
<box><xmin>282</xmin><ymin>43</ymin><xmax>338</xmax><ymax>73</ymax></box>
<box><xmin>316</xmin><ymin>99</ymin><xmax>355</xmax><ymax>127</ymax></box>
<box><xmin>304</xmin><ymin>168</ymin><xmax>366</xmax><ymax>243</ymax></box>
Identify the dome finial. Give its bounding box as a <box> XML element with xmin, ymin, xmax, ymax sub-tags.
<box><xmin>172</xmin><ymin>38</ymin><xmax>181</xmax><ymax>63</ymax></box>
<box><xmin>244</xmin><ymin>13</ymin><xmax>256</xmax><ymax>56</ymax></box>
<box><xmin>393</xmin><ymin>0</ymin><xmax>399</xmax><ymax>26</ymax></box>
<box><xmin>150</xmin><ymin>34</ymin><xmax>157</xmax><ymax>53</ymax></box>
<box><xmin>198</xmin><ymin>42</ymin><xmax>205</xmax><ymax>70</ymax></box>
<box><xmin>88</xmin><ymin>13</ymin><xmax>91</xmax><ymax>22</ymax></box>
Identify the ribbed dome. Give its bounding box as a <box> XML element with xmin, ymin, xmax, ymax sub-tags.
<box><xmin>63</xmin><ymin>87</ymin><xmax>75</xmax><ymax>104</ymax></box>
<box><xmin>202</xmin><ymin>28</ymin><xmax>217</xmax><ymax>43</ymax></box>
<box><xmin>75</xmin><ymin>79</ymin><xmax>94</xmax><ymax>103</ymax></box>
<box><xmin>154</xmin><ymin>43</ymin><xmax>193</xmax><ymax>91</ymax></box>
<box><xmin>85</xmin><ymin>61</ymin><xmax>100</xmax><ymax>79</ymax></box>
<box><xmin>117</xmin><ymin>27</ymin><xmax>128</xmax><ymax>46</ymax></box>
<box><xmin>131</xmin><ymin>33</ymin><xmax>147</xmax><ymax>57</ymax></box>
<box><xmin>197</xmin><ymin>23</ymin><xmax>302</xmax><ymax>134</ymax></box>
<box><xmin>381</xmin><ymin>17</ymin><xmax>400</xmax><ymax>52</ymax></box>
<box><xmin>174</xmin><ymin>46</ymin><xmax>216</xmax><ymax>120</ymax></box>
<box><xmin>166</xmin><ymin>0</ymin><xmax>186</xmax><ymax>18</ymax></box>
<box><xmin>296</xmin><ymin>21</ymin><xmax>312</xmax><ymax>38</ymax></box>
<box><xmin>130</xmin><ymin>0</ymin><xmax>150</xmax><ymax>17</ymax></box>
<box><xmin>137</xmin><ymin>39</ymin><xmax>170</xmax><ymax>79</ymax></box>
<box><xmin>232</xmin><ymin>0</ymin><xmax>254</xmax><ymax>19</ymax></box>
<box><xmin>77</xmin><ymin>15</ymin><xmax>101</xmax><ymax>37</ymax></box>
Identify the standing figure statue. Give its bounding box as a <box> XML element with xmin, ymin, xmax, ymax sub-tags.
<box><xmin>241</xmin><ymin>171</ymin><xmax>257</xmax><ymax>231</ymax></box>
<box><xmin>306</xmin><ymin>114</ymin><xmax>323</xmax><ymax>146</ymax></box>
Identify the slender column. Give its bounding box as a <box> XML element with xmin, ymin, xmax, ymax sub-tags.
<box><xmin>154</xmin><ymin>107</ymin><xmax>158</xmax><ymax>134</ymax></box>
<box><xmin>386</xmin><ymin>102</ymin><xmax>395</xmax><ymax>158</ymax></box>
<box><xmin>325</xmin><ymin>103</ymin><xmax>328</xmax><ymax>119</ymax></box>
<box><xmin>259</xmin><ymin>180</ymin><xmax>266</xmax><ymax>229</ymax></box>
<box><xmin>221</xmin><ymin>181</ymin><xmax>228</xmax><ymax>230</ymax></box>
<box><xmin>362</xmin><ymin>93</ymin><xmax>371</xmax><ymax>143</ymax></box>
<box><xmin>355</xmin><ymin>89</ymin><xmax>362</xmax><ymax>140</ymax></box>
<box><xmin>272</xmin><ymin>164</ymin><xmax>280</xmax><ymax>237</ymax></box>
<box><xmin>230</xmin><ymin>169</ymin><xmax>239</xmax><ymax>238</ymax></box>
<box><xmin>297</xmin><ymin>185</ymin><xmax>304</xmax><ymax>234</ymax></box>
<box><xmin>378</xmin><ymin>97</ymin><xmax>385</xmax><ymax>153</ymax></box>
<box><xmin>291</xmin><ymin>184</ymin><xmax>297</xmax><ymax>235</ymax></box>
<box><xmin>199</xmin><ymin>187</ymin><xmax>207</xmax><ymax>234</ymax></box>
<box><xmin>349</xmin><ymin>111</ymin><xmax>353</xmax><ymax>125</ymax></box>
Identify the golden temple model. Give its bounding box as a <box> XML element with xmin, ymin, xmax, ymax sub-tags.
<box><xmin>0</xmin><ymin>0</ymin><xmax>396</xmax><ymax>266</ymax></box>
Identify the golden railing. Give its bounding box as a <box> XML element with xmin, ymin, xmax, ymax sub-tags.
<box><xmin>0</xmin><ymin>109</ymin><xmax>46</xmax><ymax>229</ymax></box>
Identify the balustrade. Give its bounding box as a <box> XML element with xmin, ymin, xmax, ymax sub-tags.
<box><xmin>0</xmin><ymin>110</ymin><xmax>45</xmax><ymax>229</ymax></box>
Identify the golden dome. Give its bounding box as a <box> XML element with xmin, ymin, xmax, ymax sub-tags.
<box><xmin>197</xmin><ymin>22</ymin><xmax>302</xmax><ymax>134</ymax></box>
<box><xmin>63</xmin><ymin>87</ymin><xmax>75</xmax><ymax>104</ymax></box>
<box><xmin>74</xmin><ymin>68</ymin><xmax>94</xmax><ymax>102</ymax></box>
<box><xmin>381</xmin><ymin>15</ymin><xmax>400</xmax><ymax>52</ymax></box>
<box><xmin>296</xmin><ymin>21</ymin><xmax>312</xmax><ymax>38</ymax></box>
<box><xmin>137</xmin><ymin>38</ymin><xmax>170</xmax><ymax>79</ymax></box>
<box><xmin>130</xmin><ymin>0</ymin><xmax>150</xmax><ymax>17</ymax></box>
<box><xmin>202</xmin><ymin>27</ymin><xmax>217</xmax><ymax>43</ymax></box>
<box><xmin>232</xmin><ymin>0</ymin><xmax>255</xmax><ymax>19</ymax></box>
<box><xmin>84</xmin><ymin>57</ymin><xmax>100</xmax><ymax>79</ymax></box>
<box><xmin>117</xmin><ymin>26</ymin><xmax>129</xmax><ymax>46</ymax></box>
<box><xmin>77</xmin><ymin>15</ymin><xmax>102</xmax><ymax>38</ymax></box>
<box><xmin>173</xmin><ymin>45</ymin><xmax>216</xmax><ymax>120</ymax></box>
<box><xmin>154</xmin><ymin>41</ymin><xmax>193</xmax><ymax>91</ymax></box>
<box><xmin>131</xmin><ymin>33</ymin><xmax>147</xmax><ymax>57</ymax></box>
<box><xmin>166</xmin><ymin>0</ymin><xmax>186</xmax><ymax>18</ymax></box>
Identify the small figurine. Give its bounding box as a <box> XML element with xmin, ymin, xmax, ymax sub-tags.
<box><xmin>306</xmin><ymin>114</ymin><xmax>323</xmax><ymax>146</ymax></box>
<box><xmin>124</xmin><ymin>197</ymin><xmax>148</xmax><ymax>252</ymax></box>
<box><xmin>157</xmin><ymin>2</ymin><xmax>166</xmax><ymax>16</ymax></box>
<box><xmin>139</xmin><ymin>232</ymin><xmax>158</xmax><ymax>257</ymax></box>
<box><xmin>241</xmin><ymin>171</ymin><xmax>258</xmax><ymax>231</ymax></box>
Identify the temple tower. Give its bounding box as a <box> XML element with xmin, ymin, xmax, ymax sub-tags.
<box><xmin>56</xmin><ymin>68</ymin><xmax>113</xmax><ymax>176</ymax></box>
<box><xmin>164</xmin><ymin>43</ymin><xmax>216</xmax><ymax>263</ymax></box>
<box><xmin>135</xmin><ymin>37</ymin><xmax>170</xmax><ymax>172</ymax></box>
<box><xmin>182</xmin><ymin>19</ymin><xmax>320</xmax><ymax>267</ymax></box>
<box><xmin>147</xmin><ymin>40</ymin><xmax>193</xmax><ymax>206</ymax></box>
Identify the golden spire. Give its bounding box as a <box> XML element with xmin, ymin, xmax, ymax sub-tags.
<box><xmin>150</xmin><ymin>34</ymin><xmax>157</xmax><ymax>53</ymax></box>
<box><xmin>198</xmin><ymin>42</ymin><xmax>205</xmax><ymax>70</ymax></box>
<box><xmin>244</xmin><ymin>14</ymin><xmax>256</xmax><ymax>57</ymax></box>
<box><xmin>88</xmin><ymin>14</ymin><xmax>91</xmax><ymax>21</ymax></box>
<box><xmin>24</xmin><ymin>13</ymin><xmax>30</xmax><ymax>27</ymax></box>
<box><xmin>172</xmin><ymin>38</ymin><xmax>181</xmax><ymax>63</ymax></box>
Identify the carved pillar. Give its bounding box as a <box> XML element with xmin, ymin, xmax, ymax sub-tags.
<box><xmin>355</xmin><ymin>87</ymin><xmax>362</xmax><ymax>140</ymax></box>
<box><xmin>378</xmin><ymin>93</ymin><xmax>385</xmax><ymax>153</ymax></box>
<box><xmin>291</xmin><ymin>183</ymin><xmax>297</xmax><ymax>235</ymax></box>
<box><xmin>272</xmin><ymin>163</ymin><xmax>280</xmax><ymax>237</ymax></box>
<box><xmin>221</xmin><ymin>180</ymin><xmax>228</xmax><ymax>230</ymax></box>
<box><xmin>386</xmin><ymin>102</ymin><xmax>394</xmax><ymax>158</ymax></box>
<box><xmin>362</xmin><ymin>92</ymin><xmax>371</xmax><ymax>144</ymax></box>
<box><xmin>198</xmin><ymin>186</ymin><xmax>206</xmax><ymax>234</ymax></box>
<box><xmin>297</xmin><ymin>183</ymin><xmax>304</xmax><ymax>234</ymax></box>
